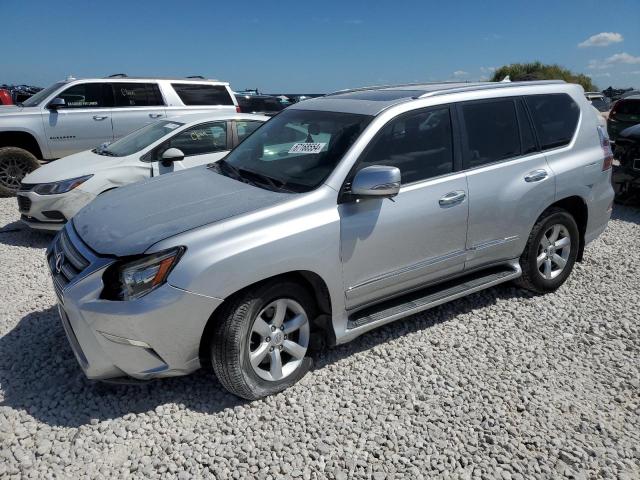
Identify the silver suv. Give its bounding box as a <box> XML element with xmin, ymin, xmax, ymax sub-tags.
<box><xmin>0</xmin><ymin>75</ymin><xmax>238</xmax><ymax>195</ymax></box>
<box><xmin>47</xmin><ymin>81</ymin><xmax>614</xmax><ymax>399</ymax></box>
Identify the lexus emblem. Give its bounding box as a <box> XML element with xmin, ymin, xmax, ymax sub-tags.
<box><xmin>55</xmin><ymin>253</ymin><xmax>64</xmax><ymax>274</ymax></box>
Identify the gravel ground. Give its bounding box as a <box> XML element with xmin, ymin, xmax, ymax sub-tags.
<box><xmin>0</xmin><ymin>197</ymin><xmax>638</xmax><ymax>480</ymax></box>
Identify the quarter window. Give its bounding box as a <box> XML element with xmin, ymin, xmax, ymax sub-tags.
<box><xmin>161</xmin><ymin>122</ymin><xmax>228</xmax><ymax>157</ymax></box>
<box><xmin>171</xmin><ymin>84</ymin><xmax>234</xmax><ymax>106</ymax></box>
<box><xmin>525</xmin><ymin>94</ymin><xmax>580</xmax><ymax>150</ymax></box>
<box><xmin>113</xmin><ymin>83</ymin><xmax>164</xmax><ymax>107</ymax></box>
<box><xmin>461</xmin><ymin>99</ymin><xmax>520</xmax><ymax>168</ymax></box>
<box><xmin>236</xmin><ymin>120</ymin><xmax>263</xmax><ymax>143</ymax></box>
<box><xmin>57</xmin><ymin>83</ymin><xmax>109</xmax><ymax>108</ymax></box>
<box><xmin>357</xmin><ymin>107</ymin><xmax>454</xmax><ymax>184</ymax></box>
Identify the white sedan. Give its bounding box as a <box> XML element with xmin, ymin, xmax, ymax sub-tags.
<box><xmin>17</xmin><ymin>112</ymin><xmax>268</xmax><ymax>231</ymax></box>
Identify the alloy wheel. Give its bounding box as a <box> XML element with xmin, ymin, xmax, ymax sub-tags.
<box><xmin>536</xmin><ymin>224</ymin><xmax>571</xmax><ymax>280</ymax></box>
<box><xmin>0</xmin><ymin>156</ymin><xmax>30</xmax><ymax>190</ymax></box>
<box><xmin>248</xmin><ymin>298</ymin><xmax>310</xmax><ymax>381</ymax></box>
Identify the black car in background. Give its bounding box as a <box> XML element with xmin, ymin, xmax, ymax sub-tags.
<box><xmin>235</xmin><ymin>94</ymin><xmax>285</xmax><ymax>117</ymax></box>
<box><xmin>608</xmin><ymin>95</ymin><xmax>640</xmax><ymax>144</ymax></box>
<box><xmin>612</xmin><ymin>123</ymin><xmax>640</xmax><ymax>204</ymax></box>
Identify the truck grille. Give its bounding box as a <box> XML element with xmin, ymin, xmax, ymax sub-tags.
<box><xmin>48</xmin><ymin>228</ymin><xmax>90</xmax><ymax>300</ymax></box>
<box><xmin>17</xmin><ymin>195</ymin><xmax>31</xmax><ymax>212</ymax></box>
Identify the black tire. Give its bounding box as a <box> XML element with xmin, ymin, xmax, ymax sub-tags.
<box><xmin>515</xmin><ymin>207</ymin><xmax>580</xmax><ymax>294</ymax></box>
<box><xmin>210</xmin><ymin>280</ymin><xmax>317</xmax><ymax>400</ymax></box>
<box><xmin>0</xmin><ymin>147</ymin><xmax>40</xmax><ymax>196</ymax></box>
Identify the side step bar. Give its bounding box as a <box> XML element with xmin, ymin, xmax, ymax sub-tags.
<box><xmin>347</xmin><ymin>263</ymin><xmax>521</xmax><ymax>331</ymax></box>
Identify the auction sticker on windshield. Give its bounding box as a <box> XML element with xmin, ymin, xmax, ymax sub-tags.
<box><xmin>288</xmin><ymin>143</ymin><xmax>326</xmax><ymax>154</ymax></box>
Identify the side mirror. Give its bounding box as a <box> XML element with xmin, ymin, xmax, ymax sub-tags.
<box><xmin>47</xmin><ymin>97</ymin><xmax>66</xmax><ymax>109</ymax></box>
<box><xmin>351</xmin><ymin>165</ymin><xmax>401</xmax><ymax>198</ymax></box>
<box><xmin>161</xmin><ymin>148</ymin><xmax>185</xmax><ymax>162</ymax></box>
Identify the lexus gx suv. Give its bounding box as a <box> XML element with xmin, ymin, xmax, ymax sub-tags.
<box><xmin>47</xmin><ymin>81</ymin><xmax>614</xmax><ymax>399</ymax></box>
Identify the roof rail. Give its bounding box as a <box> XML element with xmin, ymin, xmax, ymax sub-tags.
<box><xmin>325</xmin><ymin>81</ymin><xmax>473</xmax><ymax>97</ymax></box>
<box><xmin>107</xmin><ymin>73</ymin><xmax>128</xmax><ymax>78</ymax></box>
<box><xmin>417</xmin><ymin>80</ymin><xmax>566</xmax><ymax>98</ymax></box>
<box><xmin>186</xmin><ymin>75</ymin><xmax>205</xmax><ymax>79</ymax></box>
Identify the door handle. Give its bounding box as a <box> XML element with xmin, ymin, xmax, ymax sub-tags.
<box><xmin>524</xmin><ymin>169</ymin><xmax>548</xmax><ymax>182</ymax></box>
<box><xmin>439</xmin><ymin>190</ymin><xmax>466</xmax><ymax>207</ymax></box>
<box><xmin>149</xmin><ymin>113</ymin><xmax>164</xmax><ymax>118</ymax></box>
<box><xmin>92</xmin><ymin>115</ymin><xmax>108</xmax><ymax>121</ymax></box>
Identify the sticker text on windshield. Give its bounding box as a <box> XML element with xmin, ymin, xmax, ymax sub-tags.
<box><xmin>288</xmin><ymin>143</ymin><xmax>327</xmax><ymax>154</ymax></box>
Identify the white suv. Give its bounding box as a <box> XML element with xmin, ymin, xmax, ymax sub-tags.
<box><xmin>0</xmin><ymin>75</ymin><xmax>239</xmax><ymax>195</ymax></box>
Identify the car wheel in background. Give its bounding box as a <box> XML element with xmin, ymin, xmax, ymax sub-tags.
<box><xmin>515</xmin><ymin>207</ymin><xmax>580</xmax><ymax>294</ymax></box>
<box><xmin>210</xmin><ymin>280</ymin><xmax>316</xmax><ymax>400</ymax></box>
<box><xmin>0</xmin><ymin>147</ymin><xmax>40</xmax><ymax>196</ymax></box>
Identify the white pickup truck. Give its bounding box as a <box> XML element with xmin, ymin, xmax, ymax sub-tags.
<box><xmin>0</xmin><ymin>75</ymin><xmax>239</xmax><ymax>195</ymax></box>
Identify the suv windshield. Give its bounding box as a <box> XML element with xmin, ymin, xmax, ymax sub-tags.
<box><xmin>21</xmin><ymin>82</ymin><xmax>65</xmax><ymax>107</ymax></box>
<box><xmin>98</xmin><ymin>120</ymin><xmax>184</xmax><ymax>157</ymax></box>
<box><xmin>216</xmin><ymin>109</ymin><xmax>372</xmax><ymax>192</ymax></box>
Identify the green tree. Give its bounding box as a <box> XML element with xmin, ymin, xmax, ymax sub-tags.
<box><xmin>490</xmin><ymin>62</ymin><xmax>597</xmax><ymax>91</ymax></box>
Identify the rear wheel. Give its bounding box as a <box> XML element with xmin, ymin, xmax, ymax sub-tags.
<box><xmin>0</xmin><ymin>147</ymin><xmax>40</xmax><ymax>196</ymax></box>
<box><xmin>210</xmin><ymin>281</ymin><xmax>316</xmax><ymax>400</ymax></box>
<box><xmin>515</xmin><ymin>208</ymin><xmax>579</xmax><ymax>293</ymax></box>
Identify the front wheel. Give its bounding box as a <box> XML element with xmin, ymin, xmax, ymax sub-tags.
<box><xmin>0</xmin><ymin>147</ymin><xmax>40</xmax><ymax>196</ymax></box>
<box><xmin>515</xmin><ymin>208</ymin><xmax>580</xmax><ymax>294</ymax></box>
<box><xmin>210</xmin><ymin>281</ymin><xmax>316</xmax><ymax>400</ymax></box>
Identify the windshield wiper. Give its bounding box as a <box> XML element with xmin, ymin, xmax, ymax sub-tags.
<box><xmin>237</xmin><ymin>168</ymin><xmax>296</xmax><ymax>192</ymax></box>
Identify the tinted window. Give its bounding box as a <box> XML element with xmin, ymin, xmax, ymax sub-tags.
<box><xmin>113</xmin><ymin>83</ymin><xmax>164</xmax><ymax>107</ymax></box>
<box><xmin>57</xmin><ymin>83</ymin><xmax>108</xmax><ymax>108</ymax></box>
<box><xmin>237</xmin><ymin>96</ymin><xmax>285</xmax><ymax>113</ymax></box>
<box><xmin>358</xmin><ymin>107</ymin><xmax>454</xmax><ymax>184</ymax></box>
<box><xmin>461</xmin><ymin>99</ymin><xmax>520</xmax><ymax>168</ymax></box>
<box><xmin>236</xmin><ymin>120</ymin><xmax>263</xmax><ymax>143</ymax></box>
<box><xmin>172</xmin><ymin>84</ymin><xmax>234</xmax><ymax>106</ymax></box>
<box><xmin>161</xmin><ymin>122</ymin><xmax>227</xmax><ymax>157</ymax></box>
<box><xmin>517</xmin><ymin>99</ymin><xmax>537</xmax><ymax>155</ymax></box>
<box><xmin>525</xmin><ymin>94</ymin><xmax>580</xmax><ymax>150</ymax></box>
<box><xmin>614</xmin><ymin>99</ymin><xmax>640</xmax><ymax>116</ymax></box>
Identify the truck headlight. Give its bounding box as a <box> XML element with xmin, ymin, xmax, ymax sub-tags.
<box><xmin>34</xmin><ymin>175</ymin><xmax>93</xmax><ymax>195</ymax></box>
<box><xmin>103</xmin><ymin>247</ymin><xmax>185</xmax><ymax>301</ymax></box>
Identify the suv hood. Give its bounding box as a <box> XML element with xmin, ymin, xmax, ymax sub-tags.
<box><xmin>73</xmin><ymin>166</ymin><xmax>290</xmax><ymax>256</ymax></box>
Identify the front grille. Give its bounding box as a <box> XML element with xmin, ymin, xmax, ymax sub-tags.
<box><xmin>48</xmin><ymin>228</ymin><xmax>90</xmax><ymax>299</ymax></box>
<box><xmin>17</xmin><ymin>195</ymin><xmax>31</xmax><ymax>212</ymax></box>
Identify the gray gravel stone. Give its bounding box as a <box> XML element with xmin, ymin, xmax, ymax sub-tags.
<box><xmin>0</xmin><ymin>198</ymin><xmax>639</xmax><ymax>479</ymax></box>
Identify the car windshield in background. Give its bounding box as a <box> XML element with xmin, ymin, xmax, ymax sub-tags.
<box><xmin>590</xmin><ymin>98</ymin><xmax>610</xmax><ymax>112</ymax></box>
<box><xmin>20</xmin><ymin>82</ymin><xmax>65</xmax><ymax>107</ymax></box>
<box><xmin>99</xmin><ymin>120</ymin><xmax>184</xmax><ymax>157</ymax></box>
<box><xmin>216</xmin><ymin>109</ymin><xmax>372</xmax><ymax>192</ymax></box>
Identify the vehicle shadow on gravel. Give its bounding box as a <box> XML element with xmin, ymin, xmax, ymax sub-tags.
<box><xmin>611</xmin><ymin>204</ymin><xmax>640</xmax><ymax>224</ymax></box>
<box><xmin>0</xmin><ymin>221</ymin><xmax>54</xmax><ymax>248</ymax></box>
<box><xmin>0</xmin><ymin>306</ymin><xmax>247</xmax><ymax>428</ymax></box>
<box><xmin>1</xmin><ymin>285</ymin><xmax>533</xmax><ymax>427</ymax></box>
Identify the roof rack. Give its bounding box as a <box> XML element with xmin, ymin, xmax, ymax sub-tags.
<box><xmin>417</xmin><ymin>80</ymin><xmax>566</xmax><ymax>99</ymax></box>
<box><xmin>107</xmin><ymin>73</ymin><xmax>128</xmax><ymax>78</ymax></box>
<box><xmin>186</xmin><ymin>75</ymin><xmax>205</xmax><ymax>79</ymax></box>
<box><xmin>325</xmin><ymin>81</ymin><xmax>471</xmax><ymax>97</ymax></box>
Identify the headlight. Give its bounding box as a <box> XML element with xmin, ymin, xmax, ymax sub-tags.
<box><xmin>34</xmin><ymin>175</ymin><xmax>93</xmax><ymax>195</ymax></box>
<box><xmin>103</xmin><ymin>247</ymin><xmax>185</xmax><ymax>301</ymax></box>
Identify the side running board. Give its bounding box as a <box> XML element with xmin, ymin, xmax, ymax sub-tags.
<box><xmin>347</xmin><ymin>263</ymin><xmax>521</xmax><ymax>331</ymax></box>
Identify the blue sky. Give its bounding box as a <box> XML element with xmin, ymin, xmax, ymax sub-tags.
<box><xmin>2</xmin><ymin>0</ymin><xmax>639</xmax><ymax>92</ymax></box>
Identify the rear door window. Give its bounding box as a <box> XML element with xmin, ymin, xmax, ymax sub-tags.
<box><xmin>113</xmin><ymin>83</ymin><xmax>164</xmax><ymax>107</ymax></box>
<box><xmin>236</xmin><ymin>120</ymin><xmax>263</xmax><ymax>143</ymax></box>
<box><xmin>171</xmin><ymin>84</ymin><xmax>234</xmax><ymax>106</ymax></box>
<box><xmin>525</xmin><ymin>94</ymin><xmax>580</xmax><ymax>150</ymax></box>
<box><xmin>460</xmin><ymin>99</ymin><xmax>521</xmax><ymax>168</ymax></box>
